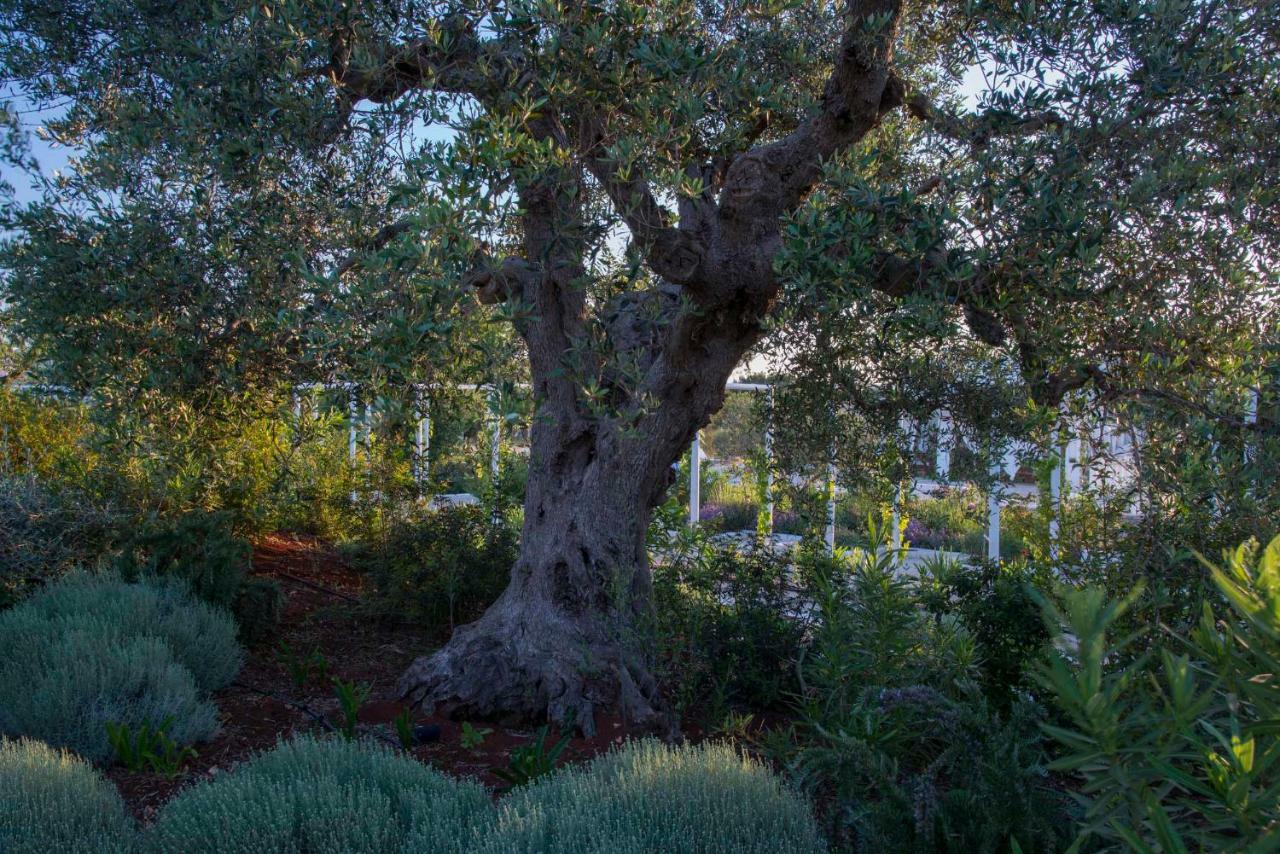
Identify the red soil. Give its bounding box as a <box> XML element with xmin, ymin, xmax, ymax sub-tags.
<box><xmin>107</xmin><ymin>533</ymin><xmax>654</xmax><ymax>822</ymax></box>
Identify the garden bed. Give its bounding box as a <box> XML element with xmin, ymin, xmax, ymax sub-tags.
<box><xmin>106</xmin><ymin>533</ymin><xmax>654</xmax><ymax>823</ymax></box>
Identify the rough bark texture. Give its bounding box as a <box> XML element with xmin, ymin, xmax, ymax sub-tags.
<box><xmin>390</xmin><ymin>1</ymin><xmax>918</xmax><ymax>734</ymax></box>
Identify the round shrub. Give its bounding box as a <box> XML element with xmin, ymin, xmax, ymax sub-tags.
<box><xmin>4</xmin><ymin>573</ymin><xmax>242</xmax><ymax>691</ymax></box>
<box><xmin>478</xmin><ymin>739</ymin><xmax>827</xmax><ymax>854</ymax></box>
<box><xmin>144</xmin><ymin>735</ymin><xmax>494</xmax><ymax>854</ymax></box>
<box><xmin>0</xmin><ymin>737</ymin><xmax>135</xmax><ymax>853</ymax></box>
<box><xmin>0</xmin><ymin>574</ymin><xmax>240</xmax><ymax>761</ymax></box>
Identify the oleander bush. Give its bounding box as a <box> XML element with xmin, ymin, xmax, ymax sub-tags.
<box><xmin>478</xmin><ymin>739</ymin><xmax>826</xmax><ymax>854</ymax></box>
<box><xmin>1040</xmin><ymin>535</ymin><xmax>1280</xmax><ymax>851</ymax></box>
<box><xmin>0</xmin><ymin>737</ymin><xmax>135</xmax><ymax>853</ymax></box>
<box><xmin>768</xmin><ymin>527</ymin><xmax>1075</xmax><ymax>852</ymax></box>
<box><xmin>144</xmin><ymin>735</ymin><xmax>493</xmax><ymax>854</ymax></box>
<box><xmin>0</xmin><ymin>574</ymin><xmax>240</xmax><ymax>760</ymax></box>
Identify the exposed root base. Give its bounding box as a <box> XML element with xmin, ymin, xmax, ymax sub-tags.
<box><xmin>397</xmin><ymin>602</ymin><xmax>674</xmax><ymax>739</ymax></box>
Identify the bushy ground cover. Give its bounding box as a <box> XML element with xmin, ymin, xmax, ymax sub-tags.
<box><xmin>0</xmin><ymin>574</ymin><xmax>241</xmax><ymax>761</ymax></box>
<box><xmin>0</xmin><ymin>737</ymin><xmax>135</xmax><ymax>853</ymax></box>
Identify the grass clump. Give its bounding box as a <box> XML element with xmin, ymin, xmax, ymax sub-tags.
<box><xmin>144</xmin><ymin>735</ymin><xmax>493</xmax><ymax>854</ymax></box>
<box><xmin>0</xmin><ymin>574</ymin><xmax>241</xmax><ymax>761</ymax></box>
<box><xmin>0</xmin><ymin>737</ymin><xmax>135</xmax><ymax>853</ymax></box>
<box><xmin>478</xmin><ymin>739</ymin><xmax>826</xmax><ymax>854</ymax></box>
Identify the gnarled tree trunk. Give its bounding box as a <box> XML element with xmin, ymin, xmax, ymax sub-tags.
<box><xmin>399</xmin><ymin>331</ymin><xmax>743</xmax><ymax>736</ymax></box>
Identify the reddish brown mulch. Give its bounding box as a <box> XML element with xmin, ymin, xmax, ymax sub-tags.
<box><xmin>106</xmin><ymin>533</ymin><xmax>656</xmax><ymax>823</ymax></box>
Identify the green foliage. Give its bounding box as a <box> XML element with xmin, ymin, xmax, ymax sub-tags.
<box><xmin>355</xmin><ymin>505</ymin><xmax>518</xmax><ymax>632</ymax></box>
<box><xmin>460</xmin><ymin>721</ymin><xmax>492</xmax><ymax>750</ymax></box>
<box><xmin>5</xmin><ymin>573</ymin><xmax>242</xmax><ymax>692</ymax></box>
<box><xmin>490</xmin><ymin>721</ymin><xmax>574</xmax><ymax>794</ymax></box>
<box><xmin>0</xmin><ymin>737</ymin><xmax>135</xmax><ymax>853</ymax></box>
<box><xmin>1039</xmin><ymin>535</ymin><xmax>1280</xmax><ymax>851</ymax></box>
<box><xmin>0</xmin><ymin>574</ymin><xmax>240</xmax><ymax>760</ymax></box>
<box><xmin>115</xmin><ymin>509</ymin><xmax>250</xmax><ymax>609</ymax></box>
<box><xmin>479</xmin><ymin>739</ymin><xmax>826</xmax><ymax>854</ymax></box>
<box><xmin>232</xmin><ymin>576</ymin><xmax>283</xmax><ymax>646</ymax></box>
<box><xmin>144</xmin><ymin>735</ymin><xmax>494</xmax><ymax>854</ymax></box>
<box><xmin>276</xmin><ymin>640</ymin><xmax>330</xmax><ymax>691</ymax></box>
<box><xmin>106</xmin><ymin>717</ymin><xmax>198</xmax><ymax>777</ymax></box>
<box><xmin>651</xmin><ymin>536</ymin><xmax>807</xmax><ymax>722</ymax></box>
<box><xmin>393</xmin><ymin>708</ymin><xmax>415</xmax><ymax>750</ymax></box>
<box><xmin>332</xmin><ymin>678</ymin><xmax>370</xmax><ymax>741</ymax></box>
<box><xmin>920</xmin><ymin>556</ymin><xmax>1051</xmax><ymax>708</ymax></box>
<box><xmin>0</xmin><ymin>474</ymin><xmax>127</xmax><ymax>604</ymax></box>
<box><xmin>769</xmin><ymin>525</ymin><xmax>1073</xmax><ymax>852</ymax></box>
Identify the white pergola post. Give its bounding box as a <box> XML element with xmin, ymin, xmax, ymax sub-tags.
<box><xmin>347</xmin><ymin>391</ymin><xmax>358</xmax><ymax>463</ymax></box>
<box><xmin>825</xmin><ymin>449</ymin><xmax>837</xmax><ymax>554</ymax></box>
<box><xmin>986</xmin><ymin>456</ymin><xmax>1001</xmax><ymax>561</ymax></box>
<box><xmin>935</xmin><ymin>410</ymin><xmax>952</xmax><ymax>481</ymax></box>
<box><xmin>689</xmin><ymin>433</ymin><xmax>701</xmax><ymax>527</ymax></box>
<box><xmin>1065</xmin><ymin>431</ymin><xmax>1084</xmax><ymax>491</ymax></box>
<box><xmin>488</xmin><ymin>389</ymin><xmax>502</xmax><ymax>523</ymax></box>
<box><xmin>764</xmin><ymin>387</ymin><xmax>775</xmax><ymax>534</ymax></box>
<box><xmin>1048</xmin><ymin>442</ymin><xmax>1062</xmax><ymax>560</ymax></box>
<box><xmin>414</xmin><ymin>403</ymin><xmax>430</xmax><ymax>490</ymax></box>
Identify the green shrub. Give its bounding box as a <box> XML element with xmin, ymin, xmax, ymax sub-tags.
<box><xmin>144</xmin><ymin>735</ymin><xmax>493</xmax><ymax>854</ymax></box>
<box><xmin>232</xmin><ymin>576</ymin><xmax>283</xmax><ymax>646</ymax></box>
<box><xmin>652</xmin><ymin>537</ymin><xmax>806</xmax><ymax>723</ymax></box>
<box><xmin>0</xmin><ymin>575</ymin><xmax>239</xmax><ymax>760</ymax></box>
<box><xmin>479</xmin><ymin>739</ymin><xmax>826</xmax><ymax>854</ymax></box>
<box><xmin>0</xmin><ymin>475</ymin><xmax>127</xmax><ymax>605</ymax></box>
<box><xmin>919</xmin><ymin>556</ymin><xmax>1051</xmax><ymax>708</ymax></box>
<box><xmin>0</xmin><ymin>737</ymin><xmax>135</xmax><ymax>853</ymax></box>
<box><xmin>356</xmin><ymin>505</ymin><xmax>517</xmax><ymax>631</ymax></box>
<box><xmin>769</xmin><ymin>527</ymin><xmax>1074</xmax><ymax>852</ymax></box>
<box><xmin>1039</xmin><ymin>534</ymin><xmax>1280</xmax><ymax>851</ymax></box>
<box><xmin>115</xmin><ymin>509</ymin><xmax>250</xmax><ymax>609</ymax></box>
<box><xmin>7</xmin><ymin>573</ymin><xmax>242</xmax><ymax>691</ymax></box>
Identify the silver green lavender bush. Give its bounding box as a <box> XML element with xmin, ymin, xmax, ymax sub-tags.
<box><xmin>0</xmin><ymin>737</ymin><xmax>135</xmax><ymax>852</ymax></box>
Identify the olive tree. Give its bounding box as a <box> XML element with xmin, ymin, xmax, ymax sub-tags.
<box><xmin>2</xmin><ymin>0</ymin><xmax>1276</xmax><ymax>733</ymax></box>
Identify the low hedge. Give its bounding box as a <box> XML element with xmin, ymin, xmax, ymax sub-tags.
<box><xmin>0</xmin><ymin>737</ymin><xmax>135</xmax><ymax>853</ymax></box>
<box><xmin>144</xmin><ymin>735</ymin><xmax>494</xmax><ymax>853</ymax></box>
<box><xmin>480</xmin><ymin>739</ymin><xmax>827</xmax><ymax>854</ymax></box>
<box><xmin>0</xmin><ymin>574</ymin><xmax>241</xmax><ymax>761</ymax></box>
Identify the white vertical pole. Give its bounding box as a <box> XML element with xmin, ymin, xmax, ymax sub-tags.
<box><xmin>1048</xmin><ymin>443</ymin><xmax>1062</xmax><ymax>560</ymax></box>
<box><xmin>987</xmin><ymin>456</ymin><xmax>1001</xmax><ymax>561</ymax></box>
<box><xmin>891</xmin><ymin>481</ymin><xmax>903</xmax><ymax>561</ymax></box>
<box><xmin>347</xmin><ymin>392</ymin><xmax>358</xmax><ymax>462</ymax></box>
<box><xmin>348</xmin><ymin>389</ymin><xmax>359</xmax><ymax>503</ymax></box>
<box><xmin>1065</xmin><ymin>431</ymin><xmax>1083</xmax><ymax>490</ymax></box>
<box><xmin>764</xmin><ymin>387</ymin><xmax>775</xmax><ymax>534</ymax></box>
<box><xmin>935</xmin><ymin>410</ymin><xmax>952</xmax><ymax>481</ymax></box>
<box><xmin>414</xmin><ymin>402</ymin><xmax>430</xmax><ymax>490</ymax></box>
<box><xmin>363</xmin><ymin>402</ymin><xmax>372</xmax><ymax>452</ymax></box>
<box><xmin>689</xmin><ymin>433</ymin><xmax>701</xmax><ymax>527</ymax></box>
<box><xmin>1245</xmin><ymin>387</ymin><xmax>1259</xmax><ymax>466</ymax></box>
<box><xmin>489</xmin><ymin>389</ymin><xmax>502</xmax><ymax>524</ymax></box>
<box><xmin>825</xmin><ymin>449</ymin><xmax>837</xmax><ymax>554</ymax></box>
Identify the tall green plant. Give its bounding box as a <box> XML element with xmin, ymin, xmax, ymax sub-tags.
<box><xmin>1039</xmin><ymin>535</ymin><xmax>1280</xmax><ymax>851</ymax></box>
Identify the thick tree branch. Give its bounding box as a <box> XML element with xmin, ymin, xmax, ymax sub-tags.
<box><xmin>462</xmin><ymin>254</ymin><xmax>542</xmax><ymax>305</ymax></box>
<box><xmin>906</xmin><ymin>94</ymin><xmax>1066</xmax><ymax>148</ymax></box>
<box><xmin>578</xmin><ymin>111</ymin><xmax>705</xmax><ymax>286</ymax></box>
<box><xmin>331</xmin><ymin>218</ymin><xmax>417</xmax><ymax>278</ymax></box>
<box><xmin>718</xmin><ymin>0</ymin><xmax>906</xmax><ymax>222</ymax></box>
<box><xmin>327</xmin><ymin>17</ymin><xmax>504</xmax><ymax>103</ymax></box>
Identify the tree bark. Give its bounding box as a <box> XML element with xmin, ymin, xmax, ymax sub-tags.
<box><xmin>398</xmin><ymin>380</ymin><xmax>731</xmax><ymax>736</ymax></box>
